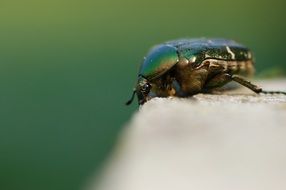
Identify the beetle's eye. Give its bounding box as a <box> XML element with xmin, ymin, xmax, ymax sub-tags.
<box><xmin>142</xmin><ymin>83</ymin><xmax>151</xmax><ymax>93</ymax></box>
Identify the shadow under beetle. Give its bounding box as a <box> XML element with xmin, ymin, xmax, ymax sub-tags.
<box><xmin>126</xmin><ymin>38</ymin><xmax>286</xmax><ymax>105</ymax></box>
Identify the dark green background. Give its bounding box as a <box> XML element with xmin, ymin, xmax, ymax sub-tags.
<box><xmin>0</xmin><ymin>0</ymin><xmax>285</xmax><ymax>189</ymax></box>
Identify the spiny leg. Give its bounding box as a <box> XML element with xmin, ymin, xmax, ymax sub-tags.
<box><xmin>204</xmin><ymin>73</ymin><xmax>261</xmax><ymax>93</ymax></box>
<box><xmin>231</xmin><ymin>75</ymin><xmax>262</xmax><ymax>93</ymax></box>
<box><xmin>231</xmin><ymin>75</ymin><xmax>286</xmax><ymax>95</ymax></box>
<box><xmin>260</xmin><ymin>90</ymin><xmax>286</xmax><ymax>95</ymax></box>
<box><xmin>205</xmin><ymin>73</ymin><xmax>286</xmax><ymax>95</ymax></box>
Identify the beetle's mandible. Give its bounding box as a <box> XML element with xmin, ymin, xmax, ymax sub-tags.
<box><xmin>126</xmin><ymin>38</ymin><xmax>286</xmax><ymax>105</ymax></box>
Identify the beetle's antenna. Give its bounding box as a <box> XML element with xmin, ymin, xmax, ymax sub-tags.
<box><xmin>125</xmin><ymin>89</ymin><xmax>136</xmax><ymax>106</ymax></box>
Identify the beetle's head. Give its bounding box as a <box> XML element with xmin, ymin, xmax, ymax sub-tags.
<box><xmin>135</xmin><ymin>76</ymin><xmax>152</xmax><ymax>105</ymax></box>
<box><xmin>125</xmin><ymin>76</ymin><xmax>151</xmax><ymax>106</ymax></box>
<box><xmin>126</xmin><ymin>44</ymin><xmax>178</xmax><ymax>106</ymax></box>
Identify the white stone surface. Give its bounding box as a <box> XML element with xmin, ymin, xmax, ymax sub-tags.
<box><xmin>89</xmin><ymin>80</ymin><xmax>286</xmax><ymax>190</ymax></box>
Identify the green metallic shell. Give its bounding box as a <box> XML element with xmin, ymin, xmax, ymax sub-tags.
<box><xmin>138</xmin><ymin>38</ymin><xmax>252</xmax><ymax>81</ymax></box>
<box><xmin>139</xmin><ymin>45</ymin><xmax>179</xmax><ymax>80</ymax></box>
<box><xmin>166</xmin><ymin>38</ymin><xmax>252</xmax><ymax>66</ymax></box>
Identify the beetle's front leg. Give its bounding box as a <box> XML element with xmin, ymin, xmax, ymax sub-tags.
<box><xmin>151</xmin><ymin>76</ymin><xmax>177</xmax><ymax>97</ymax></box>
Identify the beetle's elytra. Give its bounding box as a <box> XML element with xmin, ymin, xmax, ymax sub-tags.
<box><xmin>126</xmin><ymin>38</ymin><xmax>286</xmax><ymax>105</ymax></box>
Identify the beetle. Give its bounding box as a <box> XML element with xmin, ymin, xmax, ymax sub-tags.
<box><xmin>126</xmin><ymin>38</ymin><xmax>286</xmax><ymax>105</ymax></box>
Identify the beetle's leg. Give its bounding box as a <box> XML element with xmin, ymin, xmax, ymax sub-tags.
<box><xmin>231</xmin><ymin>74</ymin><xmax>262</xmax><ymax>93</ymax></box>
<box><xmin>205</xmin><ymin>74</ymin><xmax>262</xmax><ymax>93</ymax></box>
<box><xmin>260</xmin><ymin>90</ymin><xmax>286</xmax><ymax>95</ymax></box>
<box><xmin>204</xmin><ymin>73</ymin><xmax>232</xmax><ymax>89</ymax></box>
<box><xmin>125</xmin><ymin>88</ymin><xmax>136</xmax><ymax>105</ymax></box>
<box><xmin>206</xmin><ymin>74</ymin><xmax>286</xmax><ymax>95</ymax></box>
<box><xmin>232</xmin><ymin>75</ymin><xmax>286</xmax><ymax>95</ymax></box>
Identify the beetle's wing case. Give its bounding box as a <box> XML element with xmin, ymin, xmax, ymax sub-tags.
<box><xmin>139</xmin><ymin>45</ymin><xmax>179</xmax><ymax>81</ymax></box>
<box><xmin>166</xmin><ymin>38</ymin><xmax>252</xmax><ymax>66</ymax></box>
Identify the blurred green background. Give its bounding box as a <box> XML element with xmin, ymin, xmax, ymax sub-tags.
<box><xmin>0</xmin><ymin>0</ymin><xmax>285</xmax><ymax>189</ymax></box>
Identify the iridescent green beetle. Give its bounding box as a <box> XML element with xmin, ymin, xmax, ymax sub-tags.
<box><xmin>126</xmin><ymin>38</ymin><xmax>286</xmax><ymax>105</ymax></box>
